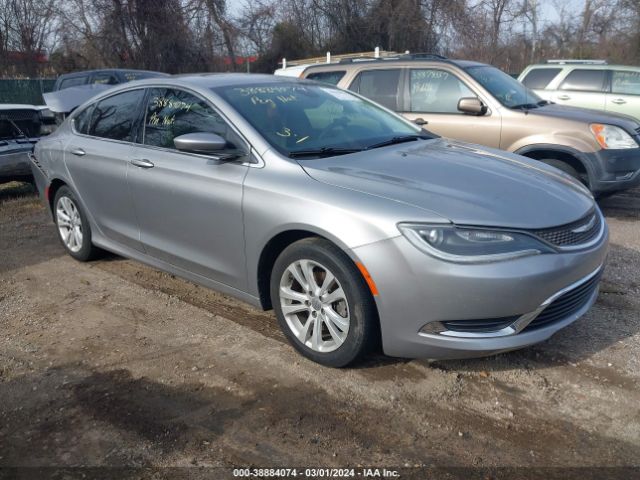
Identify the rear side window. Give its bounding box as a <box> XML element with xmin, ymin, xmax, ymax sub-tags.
<box><xmin>306</xmin><ymin>71</ymin><xmax>346</xmax><ymax>85</ymax></box>
<box><xmin>59</xmin><ymin>76</ymin><xmax>86</xmax><ymax>90</ymax></box>
<box><xmin>142</xmin><ymin>88</ymin><xmax>242</xmax><ymax>151</ymax></box>
<box><xmin>559</xmin><ymin>69</ymin><xmax>606</xmax><ymax>92</ymax></box>
<box><xmin>520</xmin><ymin>68</ymin><xmax>561</xmax><ymax>89</ymax></box>
<box><xmin>612</xmin><ymin>71</ymin><xmax>640</xmax><ymax>96</ymax></box>
<box><xmin>88</xmin><ymin>89</ymin><xmax>145</xmax><ymax>142</ymax></box>
<box><xmin>349</xmin><ymin>69</ymin><xmax>401</xmax><ymax>110</ymax></box>
<box><xmin>91</xmin><ymin>73</ymin><xmax>118</xmax><ymax>85</ymax></box>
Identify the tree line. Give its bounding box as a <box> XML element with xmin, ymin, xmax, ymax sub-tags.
<box><xmin>1</xmin><ymin>0</ymin><xmax>640</xmax><ymax>77</ymax></box>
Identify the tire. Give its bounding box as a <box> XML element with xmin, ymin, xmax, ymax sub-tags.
<box><xmin>540</xmin><ymin>159</ymin><xmax>582</xmax><ymax>183</ymax></box>
<box><xmin>270</xmin><ymin>238</ymin><xmax>379</xmax><ymax>367</ymax></box>
<box><xmin>53</xmin><ymin>186</ymin><xmax>100</xmax><ymax>261</ymax></box>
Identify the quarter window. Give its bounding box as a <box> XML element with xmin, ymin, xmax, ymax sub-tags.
<box><xmin>142</xmin><ymin>88</ymin><xmax>242</xmax><ymax>151</ymax></box>
<box><xmin>306</xmin><ymin>71</ymin><xmax>346</xmax><ymax>85</ymax></box>
<box><xmin>520</xmin><ymin>68</ymin><xmax>561</xmax><ymax>89</ymax></box>
<box><xmin>349</xmin><ymin>69</ymin><xmax>401</xmax><ymax>110</ymax></box>
<box><xmin>91</xmin><ymin>73</ymin><xmax>118</xmax><ymax>85</ymax></box>
<box><xmin>559</xmin><ymin>69</ymin><xmax>606</xmax><ymax>92</ymax></box>
<box><xmin>409</xmin><ymin>69</ymin><xmax>475</xmax><ymax>113</ymax></box>
<box><xmin>73</xmin><ymin>106</ymin><xmax>93</xmax><ymax>134</ymax></box>
<box><xmin>611</xmin><ymin>71</ymin><xmax>640</xmax><ymax>96</ymax></box>
<box><xmin>88</xmin><ymin>89</ymin><xmax>145</xmax><ymax>142</ymax></box>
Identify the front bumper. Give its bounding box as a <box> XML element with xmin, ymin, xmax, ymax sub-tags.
<box><xmin>586</xmin><ymin>147</ymin><xmax>640</xmax><ymax>193</ymax></box>
<box><xmin>352</xmin><ymin>219</ymin><xmax>609</xmax><ymax>360</ymax></box>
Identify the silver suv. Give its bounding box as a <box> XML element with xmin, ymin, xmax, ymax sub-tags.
<box><xmin>518</xmin><ymin>60</ymin><xmax>640</xmax><ymax>121</ymax></box>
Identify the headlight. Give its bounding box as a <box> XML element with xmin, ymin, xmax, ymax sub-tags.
<box><xmin>398</xmin><ymin>224</ymin><xmax>554</xmax><ymax>263</ymax></box>
<box><xmin>590</xmin><ymin>124</ymin><xmax>638</xmax><ymax>149</ymax></box>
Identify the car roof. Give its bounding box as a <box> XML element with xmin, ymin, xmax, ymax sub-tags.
<box><xmin>524</xmin><ymin>63</ymin><xmax>640</xmax><ymax>70</ymax></box>
<box><xmin>0</xmin><ymin>104</ymin><xmax>39</xmax><ymax>110</ymax></box>
<box><xmin>135</xmin><ymin>73</ymin><xmax>307</xmax><ymax>88</ymax></box>
<box><xmin>58</xmin><ymin>68</ymin><xmax>168</xmax><ymax>78</ymax></box>
<box><xmin>300</xmin><ymin>57</ymin><xmax>490</xmax><ymax>72</ymax></box>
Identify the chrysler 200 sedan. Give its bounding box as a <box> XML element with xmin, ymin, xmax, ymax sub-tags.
<box><xmin>30</xmin><ymin>74</ymin><xmax>608</xmax><ymax>367</ymax></box>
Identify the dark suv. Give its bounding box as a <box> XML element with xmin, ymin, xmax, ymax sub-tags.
<box><xmin>53</xmin><ymin>69</ymin><xmax>168</xmax><ymax>91</ymax></box>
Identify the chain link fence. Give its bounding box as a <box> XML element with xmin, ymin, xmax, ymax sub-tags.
<box><xmin>0</xmin><ymin>79</ymin><xmax>56</xmax><ymax>105</ymax></box>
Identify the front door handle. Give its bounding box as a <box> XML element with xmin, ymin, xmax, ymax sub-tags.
<box><xmin>130</xmin><ymin>158</ymin><xmax>155</xmax><ymax>169</ymax></box>
<box><xmin>413</xmin><ymin>117</ymin><xmax>429</xmax><ymax>126</ymax></box>
<box><xmin>611</xmin><ymin>98</ymin><xmax>627</xmax><ymax>105</ymax></box>
<box><xmin>70</xmin><ymin>148</ymin><xmax>86</xmax><ymax>156</ymax></box>
<box><xmin>557</xmin><ymin>94</ymin><xmax>570</xmax><ymax>101</ymax></box>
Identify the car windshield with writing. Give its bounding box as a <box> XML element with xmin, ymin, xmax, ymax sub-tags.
<box><xmin>214</xmin><ymin>82</ymin><xmax>428</xmax><ymax>158</ymax></box>
<box><xmin>466</xmin><ymin>65</ymin><xmax>542</xmax><ymax>109</ymax></box>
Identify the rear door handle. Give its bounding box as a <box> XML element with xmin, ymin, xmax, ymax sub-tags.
<box><xmin>557</xmin><ymin>95</ymin><xmax>570</xmax><ymax>101</ymax></box>
<box><xmin>130</xmin><ymin>158</ymin><xmax>155</xmax><ymax>169</ymax></box>
<box><xmin>413</xmin><ymin>117</ymin><xmax>428</xmax><ymax>126</ymax></box>
<box><xmin>70</xmin><ymin>148</ymin><xmax>86</xmax><ymax>156</ymax></box>
<box><xmin>611</xmin><ymin>98</ymin><xmax>627</xmax><ymax>105</ymax></box>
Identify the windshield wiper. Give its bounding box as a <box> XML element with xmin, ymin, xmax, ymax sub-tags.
<box><xmin>537</xmin><ymin>100</ymin><xmax>550</xmax><ymax>106</ymax></box>
<box><xmin>510</xmin><ymin>102</ymin><xmax>539</xmax><ymax>110</ymax></box>
<box><xmin>366</xmin><ymin>134</ymin><xmax>428</xmax><ymax>150</ymax></box>
<box><xmin>288</xmin><ymin>147</ymin><xmax>363</xmax><ymax>158</ymax></box>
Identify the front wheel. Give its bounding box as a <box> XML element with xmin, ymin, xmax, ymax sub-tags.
<box><xmin>270</xmin><ymin>238</ymin><xmax>379</xmax><ymax>367</ymax></box>
<box><xmin>54</xmin><ymin>186</ymin><xmax>100</xmax><ymax>261</ymax></box>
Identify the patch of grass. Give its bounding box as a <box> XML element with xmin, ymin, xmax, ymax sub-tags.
<box><xmin>0</xmin><ymin>181</ymin><xmax>37</xmax><ymax>203</ymax></box>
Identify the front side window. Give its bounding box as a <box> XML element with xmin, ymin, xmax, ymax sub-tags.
<box><xmin>215</xmin><ymin>82</ymin><xmax>425</xmax><ymax>157</ymax></box>
<box><xmin>349</xmin><ymin>69</ymin><xmax>401</xmax><ymax>110</ymax></box>
<box><xmin>306</xmin><ymin>71</ymin><xmax>346</xmax><ymax>86</ymax></box>
<box><xmin>559</xmin><ymin>69</ymin><xmax>606</xmax><ymax>92</ymax></box>
<box><xmin>410</xmin><ymin>69</ymin><xmax>475</xmax><ymax>113</ymax></box>
<box><xmin>612</xmin><ymin>70</ymin><xmax>640</xmax><ymax>96</ymax></box>
<box><xmin>466</xmin><ymin>65</ymin><xmax>542</xmax><ymax>108</ymax></box>
<box><xmin>142</xmin><ymin>88</ymin><xmax>243</xmax><ymax>151</ymax></box>
<box><xmin>521</xmin><ymin>68</ymin><xmax>561</xmax><ymax>89</ymax></box>
<box><xmin>88</xmin><ymin>89</ymin><xmax>145</xmax><ymax>141</ymax></box>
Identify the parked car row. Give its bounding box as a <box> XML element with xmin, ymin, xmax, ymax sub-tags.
<box><xmin>288</xmin><ymin>54</ymin><xmax>640</xmax><ymax>196</ymax></box>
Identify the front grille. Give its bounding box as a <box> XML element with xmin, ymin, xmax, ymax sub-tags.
<box><xmin>441</xmin><ymin>316</ymin><xmax>520</xmax><ymax>333</ymax></box>
<box><xmin>524</xmin><ymin>270</ymin><xmax>602</xmax><ymax>331</ymax></box>
<box><xmin>530</xmin><ymin>210</ymin><xmax>602</xmax><ymax>248</ymax></box>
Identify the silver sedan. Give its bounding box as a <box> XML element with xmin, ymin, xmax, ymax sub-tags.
<box><xmin>30</xmin><ymin>74</ymin><xmax>608</xmax><ymax>367</ymax></box>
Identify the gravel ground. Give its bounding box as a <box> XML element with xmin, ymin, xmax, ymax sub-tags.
<box><xmin>0</xmin><ymin>181</ymin><xmax>639</xmax><ymax>479</ymax></box>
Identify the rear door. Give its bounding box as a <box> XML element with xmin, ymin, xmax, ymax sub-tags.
<box><xmin>399</xmin><ymin>68</ymin><xmax>502</xmax><ymax>147</ymax></box>
<box><xmin>519</xmin><ymin>67</ymin><xmax>562</xmax><ymax>100</ymax></box>
<box><xmin>606</xmin><ymin>70</ymin><xmax>640</xmax><ymax>121</ymax></box>
<box><xmin>127</xmin><ymin>87</ymin><xmax>250</xmax><ymax>289</ymax></box>
<box><xmin>64</xmin><ymin>89</ymin><xmax>145</xmax><ymax>250</ymax></box>
<box><xmin>348</xmin><ymin>68</ymin><xmax>404</xmax><ymax>111</ymax></box>
<box><xmin>553</xmin><ymin>69</ymin><xmax>607</xmax><ymax>111</ymax></box>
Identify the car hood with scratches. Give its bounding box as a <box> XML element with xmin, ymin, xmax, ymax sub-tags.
<box><xmin>299</xmin><ymin>138</ymin><xmax>595</xmax><ymax>230</ymax></box>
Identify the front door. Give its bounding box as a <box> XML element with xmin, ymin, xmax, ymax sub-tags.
<box><xmin>400</xmin><ymin>68</ymin><xmax>502</xmax><ymax>148</ymax></box>
<box><xmin>606</xmin><ymin>70</ymin><xmax>640</xmax><ymax>121</ymax></box>
<box><xmin>127</xmin><ymin>87</ymin><xmax>250</xmax><ymax>290</ymax></box>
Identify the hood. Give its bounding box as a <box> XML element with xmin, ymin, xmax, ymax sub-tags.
<box><xmin>43</xmin><ymin>84</ymin><xmax>114</xmax><ymax>113</ymax></box>
<box><xmin>532</xmin><ymin>103</ymin><xmax>639</xmax><ymax>132</ymax></box>
<box><xmin>300</xmin><ymin>139</ymin><xmax>595</xmax><ymax>229</ymax></box>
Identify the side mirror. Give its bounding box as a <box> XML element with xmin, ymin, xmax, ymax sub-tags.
<box><xmin>457</xmin><ymin>97</ymin><xmax>487</xmax><ymax>116</ymax></box>
<box><xmin>174</xmin><ymin>132</ymin><xmax>226</xmax><ymax>154</ymax></box>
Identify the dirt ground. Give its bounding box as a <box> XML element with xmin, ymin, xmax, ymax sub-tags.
<box><xmin>0</xmin><ymin>181</ymin><xmax>639</xmax><ymax>479</ymax></box>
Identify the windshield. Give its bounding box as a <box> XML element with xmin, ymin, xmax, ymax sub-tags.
<box><xmin>465</xmin><ymin>65</ymin><xmax>542</xmax><ymax>109</ymax></box>
<box><xmin>214</xmin><ymin>82</ymin><xmax>428</xmax><ymax>157</ymax></box>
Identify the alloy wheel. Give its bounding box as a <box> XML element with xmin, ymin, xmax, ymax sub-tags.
<box><xmin>279</xmin><ymin>259</ymin><xmax>350</xmax><ymax>353</ymax></box>
<box><xmin>56</xmin><ymin>196</ymin><xmax>83</xmax><ymax>253</ymax></box>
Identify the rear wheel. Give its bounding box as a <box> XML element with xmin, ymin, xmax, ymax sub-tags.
<box><xmin>270</xmin><ymin>238</ymin><xmax>378</xmax><ymax>367</ymax></box>
<box><xmin>54</xmin><ymin>186</ymin><xmax>100</xmax><ymax>261</ymax></box>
